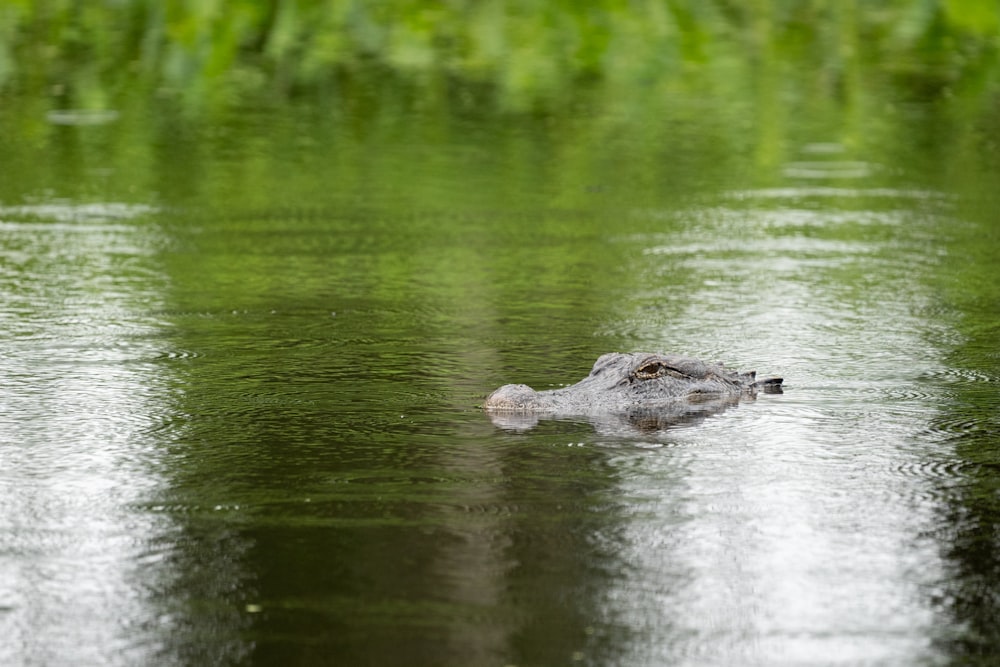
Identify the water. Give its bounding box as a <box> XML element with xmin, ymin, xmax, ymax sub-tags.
<box><xmin>2</xmin><ymin>79</ymin><xmax>1000</xmax><ymax>666</ymax></box>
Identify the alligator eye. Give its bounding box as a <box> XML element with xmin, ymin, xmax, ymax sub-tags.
<box><xmin>635</xmin><ymin>362</ymin><xmax>667</xmax><ymax>379</ymax></box>
<box><xmin>635</xmin><ymin>361</ymin><xmax>688</xmax><ymax>380</ymax></box>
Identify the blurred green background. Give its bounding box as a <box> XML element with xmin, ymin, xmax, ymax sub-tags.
<box><xmin>2</xmin><ymin>1</ymin><xmax>997</xmax><ymax>115</ymax></box>
<box><xmin>2</xmin><ymin>1</ymin><xmax>998</xmax><ymax>212</ymax></box>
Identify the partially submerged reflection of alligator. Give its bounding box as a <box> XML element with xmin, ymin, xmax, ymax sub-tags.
<box><xmin>484</xmin><ymin>352</ymin><xmax>783</xmax><ymax>432</ymax></box>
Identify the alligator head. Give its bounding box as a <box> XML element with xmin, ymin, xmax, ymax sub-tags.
<box><xmin>484</xmin><ymin>352</ymin><xmax>782</xmax><ymax>430</ymax></box>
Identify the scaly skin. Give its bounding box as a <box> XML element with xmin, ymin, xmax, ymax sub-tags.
<box><xmin>484</xmin><ymin>352</ymin><xmax>782</xmax><ymax>414</ymax></box>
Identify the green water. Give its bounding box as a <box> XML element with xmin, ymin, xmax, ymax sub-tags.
<box><xmin>3</xmin><ymin>9</ymin><xmax>1000</xmax><ymax>664</ymax></box>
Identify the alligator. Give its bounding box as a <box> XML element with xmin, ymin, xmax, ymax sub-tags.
<box><xmin>484</xmin><ymin>352</ymin><xmax>782</xmax><ymax>432</ymax></box>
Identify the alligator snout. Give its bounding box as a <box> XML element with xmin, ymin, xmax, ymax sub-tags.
<box><xmin>483</xmin><ymin>383</ymin><xmax>541</xmax><ymax>411</ymax></box>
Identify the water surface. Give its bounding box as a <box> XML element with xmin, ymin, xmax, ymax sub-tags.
<box><xmin>2</xmin><ymin>72</ymin><xmax>1000</xmax><ymax>666</ymax></box>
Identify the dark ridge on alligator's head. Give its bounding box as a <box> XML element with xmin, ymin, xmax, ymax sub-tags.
<box><xmin>484</xmin><ymin>352</ymin><xmax>783</xmax><ymax>414</ymax></box>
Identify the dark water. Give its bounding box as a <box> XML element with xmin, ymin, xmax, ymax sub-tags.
<box><xmin>2</xmin><ymin>81</ymin><xmax>1000</xmax><ymax>666</ymax></box>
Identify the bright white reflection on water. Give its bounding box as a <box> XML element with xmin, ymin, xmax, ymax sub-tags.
<box><xmin>593</xmin><ymin>187</ymin><xmax>956</xmax><ymax>665</ymax></box>
<box><xmin>0</xmin><ymin>204</ymin><xmax>181</xmax><ymax>665</ymax></box>
<box><xmin>604</xmin><ymin>408</ymin><xmax>946</xmax><ymax>664</ymax></box>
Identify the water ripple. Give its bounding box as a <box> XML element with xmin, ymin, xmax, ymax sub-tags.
<box><xmin>923</xmin><ymin>415</ymin><xmax>988</xmax><ymax>441</ymax></box>
<box><xmin>890</xmin><ymin>457</ymin><xmax>976</xmax><ymax>487</ymax></box>
<box><xmin>782</xmin><ymin>160</ymin><xmax>877</xmax><ymax>179</ymax></box>
<box><xmin>919</xmin><ymin>367</ymin><xmax>998</xmax><ymax>386</ymax></box>
<box><xmin>0</xmin><ymin>202</ymin><xmax>155</xmax><ymax>223</ymax></box>
<box><xmin>725</xmin><ymin>186</ymin><xmax>951</xmax><ymax>202</ymax></box>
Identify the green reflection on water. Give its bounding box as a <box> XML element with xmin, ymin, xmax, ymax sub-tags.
<box><xmin>923</xmin><ymin>182</ymin><xmax>1000</xmax><ymax>659</ymax></box>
